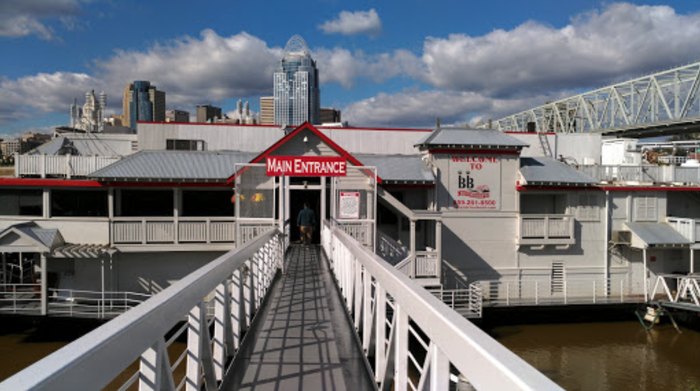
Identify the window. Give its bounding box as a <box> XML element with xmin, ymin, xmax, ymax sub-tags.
<box><xmin>117</xmin><ymin>190</ymin><xmax>173</xmax><ymax>216</ymax></box>
<box><xmin>0</xmin><ymin>189</ymin><xmax>42</xmax><ymax>216</ymax></box>
<box><xmin>51</xmin><ymin>190</ymin><xmax>108</xmax><ymax>217</ymax></box>
<box><xmin>634</xmin><ymin>194</ymin><xmax>657</xmax><ymax>221</ymax></box>
<box><xmin>166</xmin><ymin>139</ymin><xmax>205</xmax><ymax>151</ymax></box>
<box><xmin>182</xmin><ymin>190</ymin><xmax>233</xmax><ymax>216</ymax></box>
<box><xmin>572</xmin><ymin>192</ymin><xmax>600</xmax><ymax>221</ymax></box>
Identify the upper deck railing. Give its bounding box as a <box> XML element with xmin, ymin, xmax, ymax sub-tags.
<box><xmin>321</xmin><ymin>220</ymin><xmax>562</xmax><ymax>390</ymax></box>
<box><xmin>1</xmin><ymin>228</ymin><xmax>283</xmax><ymax>390</ymax></box>
<box><xmin>15</xmin><ymin>154</ymin><xmax>120</xmax><ymax>178</ymax></box>
<box><xmin>575</xmin><ymin>164</ymin><xmax>700</xmax><ymax>184</ymax></box>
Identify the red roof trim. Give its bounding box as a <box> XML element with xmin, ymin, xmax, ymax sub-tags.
<box><xmin>106</xmin><ymin>182</ymin><xmax>232</xmax><ymax>188</ymax></box>
<box><xmin>429</xmin><ymin>148</ymin><xmax>521</xmax><ymax>155</ymax></box>
<box><xmin>516</xmin><ymin>184</ymin><xmax>602</xmax><ymax>192</ymax></box>
<box><xmin>320</xmin><ymin>126</ymin><xmax>432</xmax><ymax>132</ymax></box>
<box><xmin>137</xmin><ymin>121</ymin><xmax>280</xmax><ymax>128</ymax></box>
<box><xmin>227</xmin><ymin>122</ymin><xmax>382</xmax><ymax>184</ymax></box>
<box><xmin>504</xmin><ymin>131</ymin><xmax>557</xmax><ymax>136</ymax></box>
<box><xmin>0</xmin><ymin>178</ymin><xmax>105</xmax><ymax>188</ymax></box>
<box><xmin>598</xmin><ymin>185</ymin><xmax>700</xmax><ymax>192</ymax></box>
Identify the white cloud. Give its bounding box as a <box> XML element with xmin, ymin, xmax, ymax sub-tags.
<box><xmin>319</xmin><ymin>9</ymin><xmax>382</xmax><ymax>36</ymax></box>
<box><xmin>342</xmin><ymin>90</ymin><xmax>559</xmax><ymax>128</ymax></box>
<box><xmin>0</xmin><ymin>0</ymin><xmax>83</xmax><ymax>40</ymax></box>
<box><xmin>314</xmin><ymin>48</ymin><xmax>422</xmax><ymax>88</ymax></box>
<box><xmin>421</xmin><ymin>3</ymin><xmax>700</xmax><ymax>96</ymax></box>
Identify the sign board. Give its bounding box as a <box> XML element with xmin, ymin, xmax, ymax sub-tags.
<box><xmin>339</xmin><ymin>191</ymin><xmax>360</xmax><ymax>219</ymax></box>
<box><xmin>266</xmin><ymin>156</ymin><xmax>347</xmax><ymax>177</ymax></box>
<box><xmin>449</xmin><ymin>154</ymin><xmax>501</xmax><ymax>210</ymax></box>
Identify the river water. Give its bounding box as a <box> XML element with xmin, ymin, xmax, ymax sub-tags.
<box><xmin>1</xmin><ymin>318</ymin><xmax>699</xmax><ymax>389</ymax></box>
<box><xmin>491</xmin><ymin>321</ymin><xmax>700</xmax><ymax>390</ymax></box>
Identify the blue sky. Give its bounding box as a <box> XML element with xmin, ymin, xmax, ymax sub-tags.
<box><xmin>2</xmin><ymin>0</ymin><xmax>700</xmax><ymax>136</ymax></box>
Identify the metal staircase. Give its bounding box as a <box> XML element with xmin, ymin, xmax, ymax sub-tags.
<box><xmin>538</xmin><ymin>132</ymin><xmax>553</xmax><ymax>157</ymax></box>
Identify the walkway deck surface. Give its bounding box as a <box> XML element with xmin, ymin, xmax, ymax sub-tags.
<box><xmin>224</xmin><ymin>244</ymin><xmax>375</xmax><ymax>391</ymax></box>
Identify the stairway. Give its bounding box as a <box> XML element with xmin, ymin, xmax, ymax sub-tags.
<box><xmin>538</xmin><ymin>132</ymin><xmax>553</xmax><ymax>157</ymax></box>
<box><xmin>551</xmin><ymin>262</ymin><xmax>565</xmax><ymax>294</ymax></box>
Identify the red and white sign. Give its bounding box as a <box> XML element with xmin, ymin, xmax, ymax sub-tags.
<box><xmin>266</xmin><ymin>156</ymin><xmax>347</xmax><ymax>177</ymax></box>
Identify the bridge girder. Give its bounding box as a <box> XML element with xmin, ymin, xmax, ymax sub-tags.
<box><xmin>490</xmin><ymin>61</ymin><xmax>700</xmax><ymax>136</ymax></box>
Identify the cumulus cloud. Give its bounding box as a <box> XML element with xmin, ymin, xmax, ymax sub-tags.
<box><xmin>0</xmin><ymin>72</ymin><xmax>96</xmax><ymax>123</ymax></box>
<box><xmin>342</xmin><ymin>90</ymin><xmax>561</xmax><ymax>128</ymax></box>
<box><xmin>421</xmin><ymin>3</ymin><xmax>700</xmax><ymax>96</ymax></box>
<box><xmin>314</xmin><ymin>48</ymin><xmax>422</xmax><ymax>88</ymax></box>
<box><xmin>319</xmin><ymin>9</ymin><xmax>382</xmax><ymax>36</ymax></box>
<box><xmin>96</xmin><ymin>30</ymin><xmax>280</xmax><ymax>107</ymax></box>
<box><xmin>0</xmin><ymin>0</ymin><xmax>83</xmax><ymax>40</ymax></box>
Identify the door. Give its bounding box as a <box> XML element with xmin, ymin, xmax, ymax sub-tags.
<box><xmin>234</xmin><ymin>163</ymin><xmax>277</xmax><ymax>246</ymax></box>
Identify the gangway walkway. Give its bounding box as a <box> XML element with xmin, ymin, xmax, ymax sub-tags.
<box><xmin>224</xmin><ymin>244</ymin><xmax>374</xmax><ymax>390</ymax></box>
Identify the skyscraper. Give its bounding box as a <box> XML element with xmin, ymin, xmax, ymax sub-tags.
<box><xmin>196</xmin><ymin>105</ymin><xmax>222</xmax><ymax>123</ymax></box>
<box><xmin>259</xmin><ymin>96</ymin><xmax>275</xmax><ymax>125</ymax></box>
<box><xmin>122</xmin><ymin>81</ymin><xmax>166</xmax><ymax>129</ymax></box>
<box><xmin>274</xmin><ymin>35</ymin><xmax>320</xmax><ymax>126</ymax></box>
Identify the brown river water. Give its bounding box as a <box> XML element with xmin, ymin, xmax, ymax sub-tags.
<box><xmin>491</xmin><ymin>321</ymin><xmax>700</xmax><ymax>391</ymax></box>
<box><xmin>1</xmin><ymin>318</ymin><xmax>699</xmax><ymax>390</ymax></box>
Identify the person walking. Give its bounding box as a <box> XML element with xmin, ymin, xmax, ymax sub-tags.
<box><xmin>297</xmin><ymin>202</ymin><xmax>316</xmax><ymax>245</ymax></box>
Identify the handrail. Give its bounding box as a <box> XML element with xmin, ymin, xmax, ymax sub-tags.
<box><xmin>2</xmin><ymin>228</ymin><xmax>282</xmax><ymax>390</ymax></box>
<box><xmin>322</xmin><ymin>220</ymin><xmax>561</xmax><ymax>390</ymax></box>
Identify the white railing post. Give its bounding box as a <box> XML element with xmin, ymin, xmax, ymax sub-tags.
<box><xmin>185</xmin><ymin>302</ymin><xmax>216</xmax><ymax>391</ymax></box>
<box><xmin>362</xmin><ymin>269</ymin><xmax>372</xmax><ymax>353</ymax></box>
<box><xmin>374</xmin><ymin>285</ymin><xmax>386</xmax><ymax>383</ymax></box>
<box><xmin>138</xmin><ymin>338</ymin><xmax>175</xmax><ymax>391</ymax></box>
<box><xmin>506</xmin><ymin>282</ymin><xmax>510</xmax><ymax>306</ymax></box>
<box><xmin>593</xmin><ymin>280</ymin><xmax>597</xmax><ymax>304</ymax></box>
<box><xmin>429</xmin><ymin>344</ymin><xmax>450</xmax><ymax>391</ymax></box>
<box><xmin>394</xmin><ymin>304</ymin><xmax>408</xmax><ymax>391</ymax></box>
<box><xmin>213</xmin><ymin>280</ymin><xmax>233</xmax><ymax>381</ymax></box>
<box><xmin>535</xmin><ymin>281</ymin><xmax>539</xmax><ymax>305</ymax></box>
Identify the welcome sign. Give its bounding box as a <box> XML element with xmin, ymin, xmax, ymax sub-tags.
<box><xmin>449</xmin><ymin>154</ymin><xmax>501</xmax><ymax>210</ymax></box>
<box><xmin>266</xmin><ymin>156</ymin><xmax>347</xmax><ymax>176</ymax></box>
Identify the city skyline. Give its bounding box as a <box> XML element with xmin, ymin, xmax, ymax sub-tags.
<box><xmin>2</xmin><ymin>1</ymin><xmax>700</xmax><ymax>136</ymax></box>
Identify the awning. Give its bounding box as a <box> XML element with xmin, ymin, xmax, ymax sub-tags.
<box><xmin>624</xmin><ymin>222</ymin><xmax>691</xmax><ymax>249</ymax></box>
<box><xmin>52</xmin><ymin>244</ymin><xmax>117</xmax><ymax>258</ymax></box>
<box><xmin>0</xmin><ymin>223</ymin><xmax>115</xmax><ymax>258</ymax></box>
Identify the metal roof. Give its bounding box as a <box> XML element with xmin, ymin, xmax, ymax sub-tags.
<box><xmin>519</xmin><ymin>157</ymin><xmax>598</xmax><ymax>186</ymax></box>
<box><xmin>29</xmin><ymin>136</ymin><xmax>134</xmax><ymax>157</ymax></box>
<box><xmin>0</xmin><ymin>222</ymin><xmax>65</xmax><ymax>251</ymax></box>
<box><xmin>90</xmin><ymin>150</ymin><xmax>256</xmax><ymax>181</ymax></box>
<box><xmin>355</xmin><ymin>154</ymin><xmax>434</xmax><ymax>184</ymax></box>
<box><xmin>625</xmin><ymin>222</ymin><xmax>690</xmax><ymax>248</ymax></box>
<box><xmin>415</xmin><ymin>127</ymin><xmax>529</xmax><ymax>149</ymax></box>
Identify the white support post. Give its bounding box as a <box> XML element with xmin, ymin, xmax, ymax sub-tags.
<box><xmin>643</xmin><ymin>248</ymin><xmax>649</xmax><ymax>302</ymax></box>
<box><xmin>374</xmin><ymin>285</ymin><xmax>386</xmax><ymax>383</ymax></box>
<box><xmin>186</xmin><ymin>302</ymin><xmax>217</xmax><ymax>391</ymax></box>
<box><xmin>230</xmin><ymin>269</ymin><xmax>242</xmax><ymax>350</ymax></box>
<box><xmin>139</xmin><ymin>338</ymin><xmax>175</xmax><ymax>391</ymax></box>
<box><xmin>435</xmin><ymin>221</ymin><xmax>442</xmax><ymax>280</ymax></box>
<box><xmin>362</xmin><ymin>269</ymin><xmax>372</xmax><ymax>353</ymax></box>
<box><xmin>394</xmin><ymin>304</ymin><xmax>409</xmax><ymax>391</ymax></box>
<box><xmin>40</xmin><ymin>253</ymin><xmax>47</xmax><ymax>316</ymax></box>
<box><xmin>173</xmin><ymin>189</ymin><xmax>180</xmax><ymax>245</ymax></box>
<box><xmin>429</xmin><ymin>344</ymin><xmax>450</xmax><ymax>391</ymax></box>
<box><xmin>410</xmin><ymin>220</ymin><xmax>416</xmax><ymax>279</ymax></box>
<box><xmin>213</xmin><ymin>280</ymin><xmax>233</xmax><ymax>381</ymax></box>
<box><xmin>353</xmin><ymin>261</ymin><xmax>362</xmax><ymax>330</ymax></box>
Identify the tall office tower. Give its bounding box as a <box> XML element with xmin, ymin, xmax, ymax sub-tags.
<box><xmin>196</xmin><ymin>105</ymin><xmax>222</xmax><ymax>123</ymax></box>
<box><xmin>274</xmin><ymin>35</ymin><xmax>320</xmax><ymax>126</ymax></box>
<box><xmin>259</xmin><ymin>96</ymin><xmax>275</xmax><ymax>125</ymax></box>
<box><xmin>319</xmin><ymin>108</ymin><xmax>341</xmax><ymax>124</ymax></box>
<box><xmin>165</xmin><ymin>109</ymin><xmax>190</xmax><ymax>123</ymax></box>
<box><xmin>70</xmin><ymin>90</ymin><xmax>107</xmax><ymax>132</ymax></box>
<box><xmin>122</xmin><ymin>81</ymin><xmax>166</xmax><ymax>129</ymax></box>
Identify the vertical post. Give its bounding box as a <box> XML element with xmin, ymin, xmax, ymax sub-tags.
<box><xmin>394</xmin><ymin>304</ymin><xmax>408</xmax><ymax>391</ymax></box>
<box><xmin>643</xmin><ymin>248</ymin><xmax>649</xmax><ymax>302</ymax></box>
<box><xmin>604</xmin><ymin>190</ymin><xmax>610</xmax><ymax>295</ymax></box>
<box><xmin>362</xmin><ymin>269</ymin><xmax>372</xmax><ymax>353</ymax></box>
<box><xmin>100</xmin><ymin>257</ymin><xmax>105</xmax><ymax>318</ymax></box>
<box><xmin>430</xmin><ymin>344</ymin><xmax>450</xmax><ymax>390</ymax></box>
<box><xmin>42</xmin><ymin>189</ymin><xmax>50</xmax><ymax>219</ymax></box>
<box><xmin>409</xmin><ymin>220</ymin><xmax>416</xmax><ymax>279</ymax></box>
<box><xmin>691</xmin><ymin>249</ymin><xmax>695</xmax><ymax>274</ymax></box>
<box><xmin>230</xmin><ymin>269</ymin><xmax>242</xmax><ymax>350</ymax></box>
<box><xmin>173</xmin><ymin>188</ymin><xmax>180</xmax><ymax>244</ymax></box>
<box><xmin>214</xmin><ymin>280</ymin><xmax>233</xmax><ymax>381</ymax></box>
<box><xmin>139</xmin><ymin>338</ymin><xmax>175</xmax><ymax>391</ymax></box>
<box><xmin>186</xmin><ymin>302</ymin><xmax>216</xmax><ymax>391</ymax></box>
<box><xmin>40</xmin><ymin>253</ymin><xmax>47</xmax><ymax>315</ymax></box>
<box><xmin>41</xmin><ymin>154</ymin><xmax>46</xmax><ymax>178</ymax></box>
<box><xmin>435</xmin><ymin>220</ymin><xmax>442</xmax><ymax>280</ymax></box>
<box><xmin>375</xmin><ymin>285</ymin><xmax>386</xmax><ymax>382</ymax></box>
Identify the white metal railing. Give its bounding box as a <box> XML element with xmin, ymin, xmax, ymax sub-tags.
<box><xmin>575</xmin><ymin>164</ymin><xmax>700</xmax><ymax>184</ymax></box>
<box><xmin>395</xmin><ymin>251</ymin><xmax>440</xmax><ymax>279</ymax></box>
<box><xmin>321</xmin><ymin>220</ymin><xmax>561</xmax><ymax>390</ymax></box>
<box><xmin>336</xmin><ymin>220</ymin><xmax>374</xmax><ymax>248</ymax></box>
<box><xmin>431</xmin><ymin>284</ymin><xmax>483</xmax><ymax>318</ymax></box>
<box><xmin>0</xmin><ymin>284</ymin><xmax>150</xmax><ymax>318</ymax></box>
<box><xmin>519</xmin><ymin>214</ymin><xmax>575</xmax><ymax>245</ymax></box>
<box><xmin>15</xmin><ymin>154</ymin><xmax>120</xmax><ymax>178</ymax></box>
<box><xmin>2</xmin><ymin>228</ymin><xmax>284</xmax><ymax>391</ymax></box>
<box><xmin>111</xmin><ymin>217</ymin><xmax>235</xmax><ymax>245</ymax></box>
<box><xmin>650</xmin><ymin>274</ymin><xmax>700</xmax><ymax>306</ymax></box>
<box><xmin>238</xmin><ymin>220</ymin><xmax>276</xmax><ymax>247</ymax></box>
<box><xmin>666</xmin><ymin>216</ymin><xmax>700</xmax><ymax>242</ymax></box>
<box><xmin>376</xmin><ymin>230</ymin><xmax>408</xmax><ymax>265</ymax></box>
<box><xmin>478</xmin><ymin>278</ymin><xmax>641</xmax><ymax>306</ymax></box>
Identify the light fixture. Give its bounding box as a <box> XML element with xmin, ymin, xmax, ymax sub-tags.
<box><xmin>303</xmin><ymin>136</ymin><xmax>308</xmax><ymax>143</ymax></box>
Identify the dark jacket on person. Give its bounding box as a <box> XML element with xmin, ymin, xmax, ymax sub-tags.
<box><xmin>297</xmin><ymin>207</ymin><xmax>316</xmax><ymax>227</ymax></box>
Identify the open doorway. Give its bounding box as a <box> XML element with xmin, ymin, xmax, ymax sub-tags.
<box><xmin>290</xmin><ymin>189</ymin><xmax>321</xmax><ymax>244</ymax></box>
